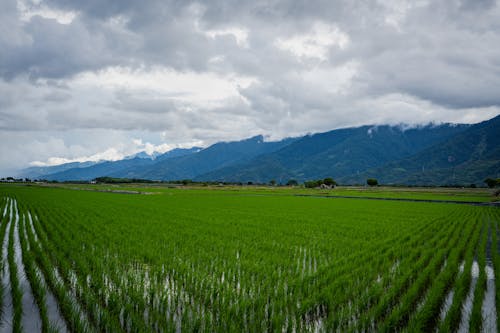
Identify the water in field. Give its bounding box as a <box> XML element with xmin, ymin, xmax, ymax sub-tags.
<box><xmin>25</xmin><ymin>209</ymin><xmax>69</xmax><ymax>332</ymax></box>
<box><xmin>439</xmin><ymin>289</ymin><xmax>455</xmax><ymax>322</ymax></box>
<box><xmin>0</xmin><ymin>198</ymin><xmax>13</xmax><ymax>333</ymax></box>
<box><xmin>482</xmin><ymin>265</ymin><xmax>497</xmax><ymax>332</ymax></box>
<box><xmin>482</xmin><ymin>223</ymin><xmax>497</xmax><ymax>333</ymax></box>
<box><xmin>458</xmin><ymin>261</ymin><xmax>480</xmax><ymax>333</ymax></box>
<box><xmin>14</xmin><ymin>212</ymin><xmax>42</xmax><ymax>331</ymax></box>
<box><xmin>0</xmin><ymin>186</ymin><xmax>498</xmax><ymax>332</ymax></box>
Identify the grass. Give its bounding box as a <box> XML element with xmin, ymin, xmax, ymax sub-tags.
<box><xmin>0</xmin><ymin>183</ymin><xmax>498</xmax><ymax>331</ymax></box>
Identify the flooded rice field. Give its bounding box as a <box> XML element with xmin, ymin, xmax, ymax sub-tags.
<box><xmin>0</xmin><ymin>185</ymin><xmax>499</xmax><ymax>332</ymax></box>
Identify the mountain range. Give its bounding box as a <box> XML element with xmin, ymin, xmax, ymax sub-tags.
<box><xmin>20</xmin><ymin>115</ymin><xmax>500</xmax><ymax>186</ymax></box>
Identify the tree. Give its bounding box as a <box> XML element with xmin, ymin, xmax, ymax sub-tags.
<box><xmin>269</xmin><ymin>179</ymin><xmax>277</xmax><ymax>186</ymax></box>
<box><xmin>367</xmin><ymin>178</ymin><xmax>378</xmax><ymax>186</ymax></box>
<box><xmin>323</xmin><ymin>178</ymin><xmax>337</xmax><ymax>186</ymax></box>
<box><xmin>286</xmin><ymin>179</ymin><xmax>298</xmax><ymax>186</ymax></box>
<box><xmin>484</xmin><ymin>178</ymin><xmax>499</xmax><ymax>188</ymax></box>
<box><xmin>304</xmin><ymin>180</ymin><xmax>320</xmax><ymax>188</ymax></box>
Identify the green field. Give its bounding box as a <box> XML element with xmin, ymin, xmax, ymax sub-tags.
<box><xmin>0</xmin><ymin>184</ymin><xmax>499</xmax><ymax>332</ymax></box>
<box><xmin>35</xmin><ymin>182</ymin><xmax>497</xmax><ymax>202</ymax></box>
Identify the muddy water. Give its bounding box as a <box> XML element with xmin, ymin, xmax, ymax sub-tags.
<box><xmin>0</xmin><ymin>198</ymin><xmax>13</xmax><ymax>332</ymax></box>
<box><xmin>457</xmin><ymin>261</ymin><xmax>479</xmax><ymax>333</ymax></box>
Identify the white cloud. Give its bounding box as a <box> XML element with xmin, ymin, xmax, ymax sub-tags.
<box><xmin>73</xmin><ymin>66</ymin><xmax>256</xmax><ymax>109</ymax></box>
<box><xmin>1</xmin><ymin>0</ymin><xmax>500</xmax><ymax>175</ymax></box>
<box><xmin>29</xmin><ymin>137</ymin><xmax>205</xmax><ymax>167</ymax></box>
<box><xmin>204</xmin><ymin>27</ymin><xmax>250</xmax><ymax>48</ymax></box>
<box><xmin>30</xmin><ymin>147</ymin><xmax>124</xmax><ymax>166</ymax></box>
<box><xmin>17</xmin><ymin>0</ymin><xmax>77</xmax><ymax>25</ymax></box>
<box><xmin>377</xmin><ymin>0</ymin><xmax>429</xmax><ymax>30</ymax></box>
<box><xmin>275</xmin><ymin>22</ymin><xmax>349</xmax><ymax>61</ymax></box>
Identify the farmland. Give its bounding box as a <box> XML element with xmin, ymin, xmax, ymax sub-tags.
<box><xmin>0</xmin><ymin>184</ymin><xmax>499</xmax><ymax>332</ymax></box>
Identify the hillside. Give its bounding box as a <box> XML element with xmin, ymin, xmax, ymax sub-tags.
<box><xmin>197</xmin><ymin>123</ymin><xmax>470</xmax><ymax>183</ymax></box>
<box><xmin>345</xmin><ymin>115</ymin><xmax>500</xmax><ymax>185</ymax></box>
<box><xmin>112</xmin><ymin>136</ymin><xmax>298</xmax><ymax>180</ymax></box>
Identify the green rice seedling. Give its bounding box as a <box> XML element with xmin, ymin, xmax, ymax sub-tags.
<box><xmin>37</xmin><ymin>213</ymin><xmax>140</xmax><ymax>332</ymax></box>
<box><xmin>18</xmin><ymin>211</ymin><xmax>50</xmax><ymax>332</ymax></box>
<box><xmin>0</xmin><ymin>184</ymin><xmax>495</xmax><ymax>331</ymax></box>
<box><xmin>468</xmin><ymin>217</ymin><xmax>488</xmax><ymax>333</ymax></box>
<box><xmin>26</xmin><ymin>211</ymin><xmax>92</xmax><ymax>333</ymax></box>
<box><xmin>0</xmin><ymin>197</ymin><xmax>10</xmax><ymax>322</ymax></box>
<box><xmin>405</xmin><ymin>216</ymin><xmax>474</xmax><ymax>332</ymax></box>
<box><xmin>491</xmin><ymin>207</ymin><xmax>500</xmax><ymax>331</ymax></box>
<box><xmin>438</xmin><ymin>213</ymin><xmax>483</xmax><ymax>332</ymax></box>
<box><xmin>380</xmin><ymin>248</ymin><xmax>448</xmax><ymax>331</ymax></box>
<box><xmin>349</xmin><ymin>213</ymin><xmax>468</xmax><ymax>332</ymax></box>
<box><xmin>361</xmin><ymin>218</ymin><xmax>462</xmax><ymax>329</ymax></box>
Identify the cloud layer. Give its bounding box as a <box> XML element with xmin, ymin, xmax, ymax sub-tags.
<box><xmin>1</xmin><ymin>0</ymin><xmax>500</xmax><ymax>175</ymax></box>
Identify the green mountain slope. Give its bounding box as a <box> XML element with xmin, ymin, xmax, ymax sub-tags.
<box><xmin>109</xmin><ymin>136</ymin><xmax>298</xmax><ymax>181</ymax></box>
<box><xmin>345</xmin><ymin>115</ymin><xmax>500</xmax><ymax>185</ymax></box>
<box><xmin>196</xmin><ymin>123</ymin><xmax>470</xmax><ymax>183</ymax></box>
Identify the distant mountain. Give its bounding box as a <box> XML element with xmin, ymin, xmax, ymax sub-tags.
<box><xmin>124</xmin><ymin>151</ymin><xmax>157</xmax><ymax>160</ymax></box>
<box><xmin>33</xmin><ymin>115</ymin><xmax>500</xmax><ymax>185</ymax></box>
<box><xmin>154</xmin><ymin>147</ymin><xmax>202</xmax><ymax>161</ymax></box>
<box><xmin>197</xmin><ymin>123</ymin><xmax>470</xmax><ymax>183</ymax></box>
<box><xmin>43</xmin><ymin>157</ymin><xmax>156</xmax><ymax>181</ymax></box>
<box><xmin>19</xmin><ymin>161</ymin><xmax>99</xmax><ymax>180</ymax></box>
<box><xmin>124</xmin><ymin>147</ymin><xmax>202</xmax><ymax>160</ymax></box>
<box><xmin>345</xmin><ymin>115</ymin><xmax>500</xmax><ymax>185</ymax></box>
<box><xmin>43</xmin><ymin>147</ymin><xmax>201</xmax><ymax>181</ymax></box>
<box><xmin>110</xmin><ymin>136</ymin><xmax>298</xmax><ymax>180</ymax></box>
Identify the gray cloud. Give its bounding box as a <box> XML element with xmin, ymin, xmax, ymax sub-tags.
<box><xmin>1</xmin><ymin>0</ymin><xmax>500</xmax><ymax>175</ymax></box>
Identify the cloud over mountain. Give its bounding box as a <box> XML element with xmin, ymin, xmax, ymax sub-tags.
<box><xmin>1</xmin><ymin>0</ymin><xmax>500</xmax><ymax>175</ymax></box>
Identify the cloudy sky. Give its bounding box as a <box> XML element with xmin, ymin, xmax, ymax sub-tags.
<box><xmin>1</xmin><ymin>0</ymin><xmax>500</xmax><ymax>175</ymax></box>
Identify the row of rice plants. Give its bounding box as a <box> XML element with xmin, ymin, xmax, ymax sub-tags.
<box><xmin>376</xmin><ymin>210</ymin><xmax>468</xmax><ymax>331</ymax></box>
<box><xmin>28</xmin><ymin>206</ymin><xmax>119</xmax><ymax>332</ymax></box>
<box><xmin>305</xmin><ymin>208</ymin><xmax>463</xmax><ymax>331</ymax></box>
<box><xmin>350</xmin><ymin>209</ymin><xmax>472</xmax><ymax>332</ymax></box>
<box><xmin>491</xmin><ymin>207</ymin><xmax>500</xmax><ymax>331</ymax></box>
<box><xmin>7</xmin><ymin>198</ymin><xmax>23</xmax><ymax>332</ymax></box>
<box><xmin>27</xmin><ymin>214</ymin><xmax>90</xmax><ymax>332</ymax></box>
<box><xmin>405</xmin><ymin>209</ymin><xmax>482</xmax><ymax>332</ymax></box>
<box><xmin>469</xmin><ymin>214</ymin><xmax>488</xmax><ymax>333</ymax></box>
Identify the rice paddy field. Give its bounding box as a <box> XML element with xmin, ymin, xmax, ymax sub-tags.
<box><xmin>0</xmin><ymin>183</ymin><xmax>499</xmax><ymax>332</ymax></box>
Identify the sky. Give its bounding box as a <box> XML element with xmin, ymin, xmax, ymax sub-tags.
<box><xmin>1</xmin><ymin>0</ymin><xmax>500</xmax><ymax>176</ymax></box>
